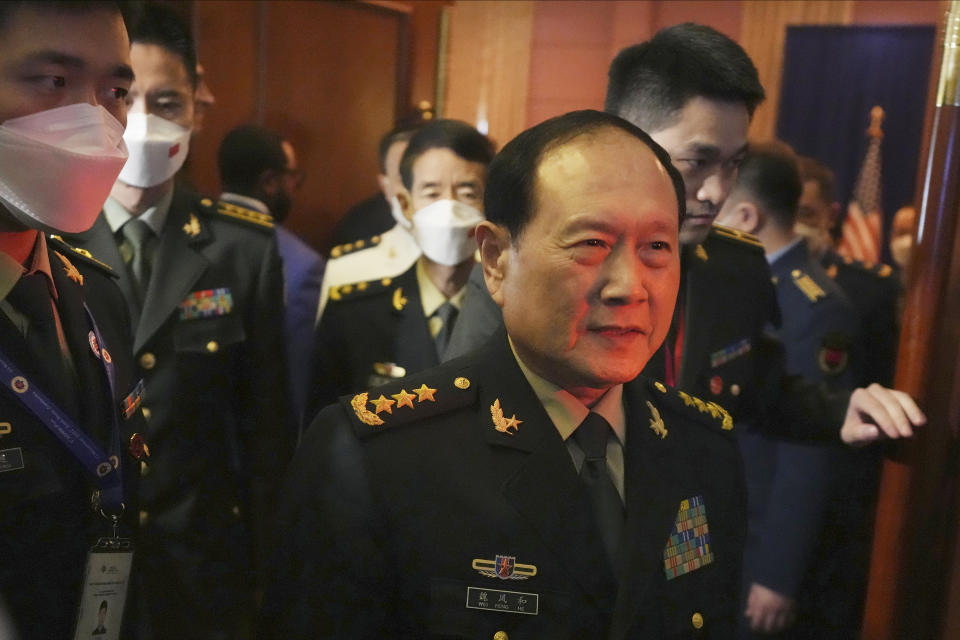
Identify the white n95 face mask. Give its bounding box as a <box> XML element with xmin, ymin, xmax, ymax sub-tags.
<box><xmin>117</xmin><ymin>112</ymin><xmax>191</xmax><ymax>188</ymax></box>
<box><xmin>0</xmin><ymin>103</ymin><xmax>128</xmax><ymax>234</ymax></box>
<box><xmin>411</xmin><ymin>199</ymin><xmax>484</xmax><ymax>266</ymax></box>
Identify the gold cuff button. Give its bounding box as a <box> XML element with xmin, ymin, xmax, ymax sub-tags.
<box><xmin>206</xmin><ymin>341</ymin><xmax>219</xmax><ymax>353</ymax></box>
<box><xmin>691</xmin><ymin>612</ymin><xmax>704</xmax><ymax>629</ymax></box>
<box><xmin>493</xmin><ymin>632</ymin><xmax>508</xmax><ymax>640</ymax></box>
<box><xmin>139</xmin><ymin>352</ymin><xmax>156</xmax><ymax>369</ymax></box>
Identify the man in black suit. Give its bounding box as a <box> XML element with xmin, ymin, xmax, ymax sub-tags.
<box><xmin>0</xmin><ymin>3</ymin><xmax>144</xmax><ymax>639</ymax></box>
<box><xmin>69</xmin><ymin>5</ymin><xmax>292</xmax><ymax>639</ymax></box>
<box><xmin>266</xmin><ymin>109</ymin><xmax>747</xmax><ymax>639</ymax></box>
<box><xmin>309</xmin><ymin>119</ymin><xmax>494</xmax><ymax>415</ymax></box>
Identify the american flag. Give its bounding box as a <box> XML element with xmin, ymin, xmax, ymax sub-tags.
<box><xmin>837</xmin><ymin>106</ymin><xmax>884</xmax><ymax>264</ymax></box>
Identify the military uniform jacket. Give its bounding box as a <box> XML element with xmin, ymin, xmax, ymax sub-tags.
<box><xmin>820</xmin><ymin>248</ymin><xmax>900</xmax><ymax>386</ymax></box>
<box><xmin>310</xmin><ymin>262</ymin><xmax>470</xmax><ymax>417</ymax></box>
<box><xmin>642</xmin><ymin>226</ymin><xmax>850</xmax><ymax>441</ymax></box>
<box><xmin>0</xmin><ymin>237</ymin><xmax>144</xmax><ymax>640</ymax></box>
<box><xmin>69</xmin><ymin>187</ymin><xmax>292</xmax><ymax>636</ymax></box>
<box><xmin>262</xmin><ymin>330</ymin><xmax>746</xmax><ymax>639</ymax></box>
<box><xmin>740</xmin><ymin>241</ymin><xmax>859</xmax><ymax>600</ymax></box>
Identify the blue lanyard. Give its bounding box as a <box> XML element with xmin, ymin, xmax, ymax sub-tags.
<box><xmin>0</xmin><ymin>304</ymin><xmax>125</xmax><ymax>515</ymax></box>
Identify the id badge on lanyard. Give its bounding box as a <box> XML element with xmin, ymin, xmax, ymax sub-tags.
<box><xmin>0</xmin><ymin>303</ymin><xmax>137</xmax><ymax>637</ymax></box>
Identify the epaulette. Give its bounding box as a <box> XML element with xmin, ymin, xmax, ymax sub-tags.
<box><xmin>328</xmin><ymin>274</ymin><xmax>410</xmax><ymax>310</ymax></box>
<box><xmin>839</xmin><ymin>255</ymin><xmax>894</xmax><ymax>279</ymax></box>
<box><xmin>47</xmin><ymin>235</ymin><xmax>117</xmax><ymax>278</ymax></box>
<box><xmin>341</xmin><ymin>367</ymin><xmax>477</xmax><ymax>439</ymax></box>
<box><xmin>647</xmin><ymin>379</ymin><xmax>734</xmax><ymax>435</ymax></box>
<box><xmin>710</xmin><ymin>224</ymin><xmax>765</xmax><ymax>251</ymax></box>
<box><xmin>208</xmin><ymin>199</ymin><xmax>274</xmax><ymax>231</ymax></box>
<box><xmin>789</xmin><ymin>268</ymin><xmax>827</xmax><ymax>303</ymax></box>
<box><xmin>329</xmin><ymin>234</ymin><xmax>384</xmax><ymax>259</ymax></box>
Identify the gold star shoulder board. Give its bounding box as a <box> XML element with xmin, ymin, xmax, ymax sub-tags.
<box><xmin>327</xmin><ymin>275</ymin><xmax>403</xmax><ymax>306</ymax></box>
<box><xmin>341</xmin><ymin>366</ymin><xmax>478</xmax><ymax>439</ymax></box>
<box><xmin>329</xmin><ymin>233</ymin><xmax>384</xmax><ymax>259</ymax></box>
<box><xmin>710</xmin><ymin>224</ymin><xmax>765</xmax><ymax>252</ymax></box>
<box><xmin>208</xmin><ymin>198</ymin><xmax>275</xmax><ymax>231</ymax></box>
<box><xmin>47</xmin><ymin>235</ymin><xmax>117</xmax><ymax>278</ymax></box>
<box><xmin>646</xmin><ymin>378</ymin><xmax>734</xmax><ymax>436</ymax></box>
<box><xmin>790</xmin><ymin>269</ymin><xmax>828</xmax><ymax>303</ymax></box>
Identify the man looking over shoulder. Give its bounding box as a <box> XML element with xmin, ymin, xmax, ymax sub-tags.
<box><xmin>263</xmin><ymin>110</ymin><xmax>745</xmax><ymax>639</ymax></box>
<box><xmin>0</xmin><ymin>2</ymin><xmax>145</xmax><ymax>638</ymax></box>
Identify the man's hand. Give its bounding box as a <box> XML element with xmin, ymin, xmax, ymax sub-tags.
<box><xmin>841</xmin><ymin>383</ymin><xmax>926</xmax><ymax>446</ymax></box>
<box><xmin>745</xmin><ymin>582</ymin><xmax>796</xmax><ymax>634</ymax></box>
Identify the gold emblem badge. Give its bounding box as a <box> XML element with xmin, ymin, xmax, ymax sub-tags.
<box><xmin>490</xmin><ymin>399</ymin><xmax>522</xmax><ymax>435</ymax></box>
<box><xmin>392</xmin><ymin>287</ymin><xmax>408</xmax><ymax>311</ymax></box>
<box><xmin>54</xmin><ymin>251</ymin><xmax>83</xmax><ymax>285</ymax></box>
<box><xmin>183</xmin><ymin>213</ymin><xmax>201</xmax><ymax>237</ymax></box>
<box><xmin>646</xmin><ymin>401</ymin><xmax>668</xmax><ymax>439</ymax></box>
<box><xmin>351</xmin><ymin>392</ymin><xmax>384</xmax><ymax>426</ymax></box>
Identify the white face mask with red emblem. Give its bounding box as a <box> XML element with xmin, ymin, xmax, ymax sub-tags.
<box><xmin>117</xmin><ymin>113</ymin><xmax>191</xmax><ymax>188</ymax></box>
<box><xmin>0</xmin><ymin>103</ymin><xmax>129</xmax><ymax>233</ymax></box>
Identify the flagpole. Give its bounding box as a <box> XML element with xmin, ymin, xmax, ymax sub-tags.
<box><xmin>862</xmin><ymin>1</ymin><xmax>960</xmax><ymax>638</ymax></box>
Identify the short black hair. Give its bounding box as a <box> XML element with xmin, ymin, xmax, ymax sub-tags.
<box><xmin>128</xmin><ymin>2</ymin><xmax>197</xmax><ymax>87</ymax></box>
<box><xmin>377</xmin><ymin>117</ymin><xmax>425</xmax><ymax>173</ymax></box>
<box><xmin>731</xmin><ymin>141</ymin><xmax>801</xmax><ymax>230</ymax></box>
<box><xmin>0</xmin><ymin>1</ymin><xmax>130</xmax><ymax>35</ymax></box>
<box><xmin>218</xmin><ymin>125</ymin><xmax>287</xmax><ymax>194</ymax></box>
<box><xmin>99</xmin><ymin>600</ymin><xmax>108</xmax><ymax>611</ymax></box>
<box><xmin>605</xmin><ymin>23</ymin><xmax>765</xmax><ymax>132</ymax></box>
<box><xmin>485</xmin><ymin>109</ymin><xmax>685</xmax><ymax>240</ymax></box>
<box><xmin>797</xmin><ymin>155</ymin><xmax>837</xmax><ymax>204</ymax></box>
<box><xmin>399</xmin><ymin>119</ymin><xmax>495</xmax><ymax>190</ymax></box>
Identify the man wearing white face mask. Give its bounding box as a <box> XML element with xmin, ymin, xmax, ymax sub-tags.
<box><xmin>68</xmin><ymin>5</ymin><xmax>292</xmax><ymax>639</ymax></box>
<box><xmin>0</xmin><ymin>3</ymin><xmax>148</xmax><ymax>639</ymax></box>
<box><xmin>309</xmin><ymin>119</ymin><xmax>494</xmax><ymax>416</ymax></box>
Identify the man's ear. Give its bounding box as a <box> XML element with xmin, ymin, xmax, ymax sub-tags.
<box><xmin>723</xmin><ymin>201</ymin><xmax>761</xmax><ymax>235</ymax></box>
<box><xmin>396</xmin><ymin>188</ymin><xmax>414</xmax><ymax>223</ymax></box>
<box><xmin>476</xmin><ymin>221</ymin><xmax>512</xmax><ymax>308</ymax></box>
<box><xmin>257</xmin><ymin>168</ymin><xmax>281</xmax><ymax>197</ymax></box>
<box><xmin>376</xmin><ymin>173</ymin><xmax>391</xmax><ymax>200</ymax></box>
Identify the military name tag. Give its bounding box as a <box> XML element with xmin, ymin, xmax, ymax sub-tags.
<box><xmin>73</xmin><ymin>539</ymin><xmax>133</xmax><ymax>640</ymax></box>
<box><xmin>0</xmin><ymin>447</ymin><xmax>24</xmax><ymax>472</ymax></box>
<box><xmin>466</xmin><ymin>587</ymin><xmax>538</xmax><ymax>615</ymax></box>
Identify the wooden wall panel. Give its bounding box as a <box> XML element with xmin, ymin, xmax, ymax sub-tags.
<box><xmin>444</xmin><ymin>1</ymin><xmax>534</xmax><ymax>148</ymax></box>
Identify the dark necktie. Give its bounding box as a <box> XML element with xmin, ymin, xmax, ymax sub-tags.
<box><xmin>6</xmin><ymin>273</ymin><xmax>69</xmax><ymax>390</ymax></box>
<box><xmin>573</xmin><ymin>412</ymin><xmax>625</xmax><ymax>570</ymax></box>
<box><xmin>433</xmin><ymin>301</ymin><xmax>458</xmax><ymax>359</ymax></box>
<box><xmin>121</xmin><ymin>218</ymin><xmax>155</xmax><ymax>306</ymax></box>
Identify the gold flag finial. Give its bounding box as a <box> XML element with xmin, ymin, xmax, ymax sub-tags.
<box><xmin>867</xmin><ymin>106</ymin><xmax>885</xmax><ymax>139</ymax></box>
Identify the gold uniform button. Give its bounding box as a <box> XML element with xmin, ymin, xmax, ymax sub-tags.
<box><xmin>200</xmin><ymin>198</ymin><xmax>213</xmax><ymax>207</ymax></box>
<box><xmin>654</xmin><ymin>381</ymin><xmax>667</xmax><ymax>393</ymax></box>
<box><xmin>140</xmin><ymin>461</ymin><xmax>150</xmax><ymax>476</ymax></box>
<box><xmin>493</xmin><ymin>632</ymin><xmax>508</xmax><ymax>640</ymax></box>
<box><xmin>140</xmin><ymin>352</ymin><xmax>156</xmax><ymax>369</ymax></box>
<box><xmin>691</xmin><ymin>612</ymin><xmax>704</xmax><ymax>629</ymax></box>
<box><xmin>454</xmin><ymin>376</ymin><xmax>471</xmax><ymax>390</ymax></box>
<box><xmin>139</xmin><ymin>510</ymin><xmax>149</xmax><ymax>525</ymax></box>
<box><xmin>141</xmin><ymin>407</ymin><xmax>151</xmax><ymax>420</ymax></box>
<box><xmin>206</xmin><ymin>341</ymin><xmax>219</xmax><ymax>353</ymax></box>
<box><xmin>730</xmin><ymin>384</ymin><xmax>741</xmax><ymax>396</ymax></box>
<box><xmin>232</xmin><ymin>504</ymin><xmax>241</xmax><ymax>516</ymax></box>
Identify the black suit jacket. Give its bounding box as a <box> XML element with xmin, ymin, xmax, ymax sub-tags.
<box><xmin>69</xmin><ymin>187</ymin><xmax>292</xmax><ymax>638</ymax></box>
<box><xmin>0</xmin><ymin>236</ymin><xmax>143</xmax><ymax>640</ymax></box>
<box><xmin>263</xmin><ymin>330</ymin><xmax>746</xmax><ymax>639</ymax></box>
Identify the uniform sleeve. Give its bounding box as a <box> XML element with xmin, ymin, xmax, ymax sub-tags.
<box><xmin>306</xmin><ymin>302</ymin><xmax>351</xmax><ymax>422</ymax></box>
<box><xmin>258</xmin><ymin>407</ymin><xmax>394</xmax><ymax>639</ymax></box>
<box><xmin>242</xmin><ymin>233</ymin><xmax>294</xmax><ymax>588</ymax></box>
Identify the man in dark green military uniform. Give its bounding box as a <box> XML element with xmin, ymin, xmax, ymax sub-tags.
<box><xmin>0</xmin><ymin>3</ymin><xmax>145</xmax><ymax>638</ymax></box>
<box><xmin>69</xmin><ymin>5</ymin><xmax>292</xmax><ymax>639</ymax></box>
<box><xmin>264</xmin><ymin>111</ymin><xmax>746</xmax><ymax>639</ymax></box>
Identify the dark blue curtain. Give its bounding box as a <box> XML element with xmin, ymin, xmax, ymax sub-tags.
<box><xmin>775</xmin><ymin>25</ymin><xmax>935</xmax><ymax>262</ymax></box>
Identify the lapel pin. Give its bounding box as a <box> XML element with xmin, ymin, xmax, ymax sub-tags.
<box><xmin>646</xmin><ymin>401</ymin><xmax>668</xmax><ymax>439</ymax></box>
<box><xmin>472</xmin><ymin>555</ymin><xmax>537</xmax><ymax>580</ymax></box>
<box><xmin>392</xmin><ymin>287</ymin><xmax>408</xmax><ymax>311</ymax></box>
<box><xmin>490</xmin><ymin>399</ymin><xmax>522</xmax><ymax>435</ymax></box>
<box><xmin>54</xmin><ymin>251</ymin><xmax>83</xmax><ymax>285</ymax></box>
<box><xmin>183</xmin><ymin>213</ymin><xmax>201</xmax><ymax>237</ymax></box>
